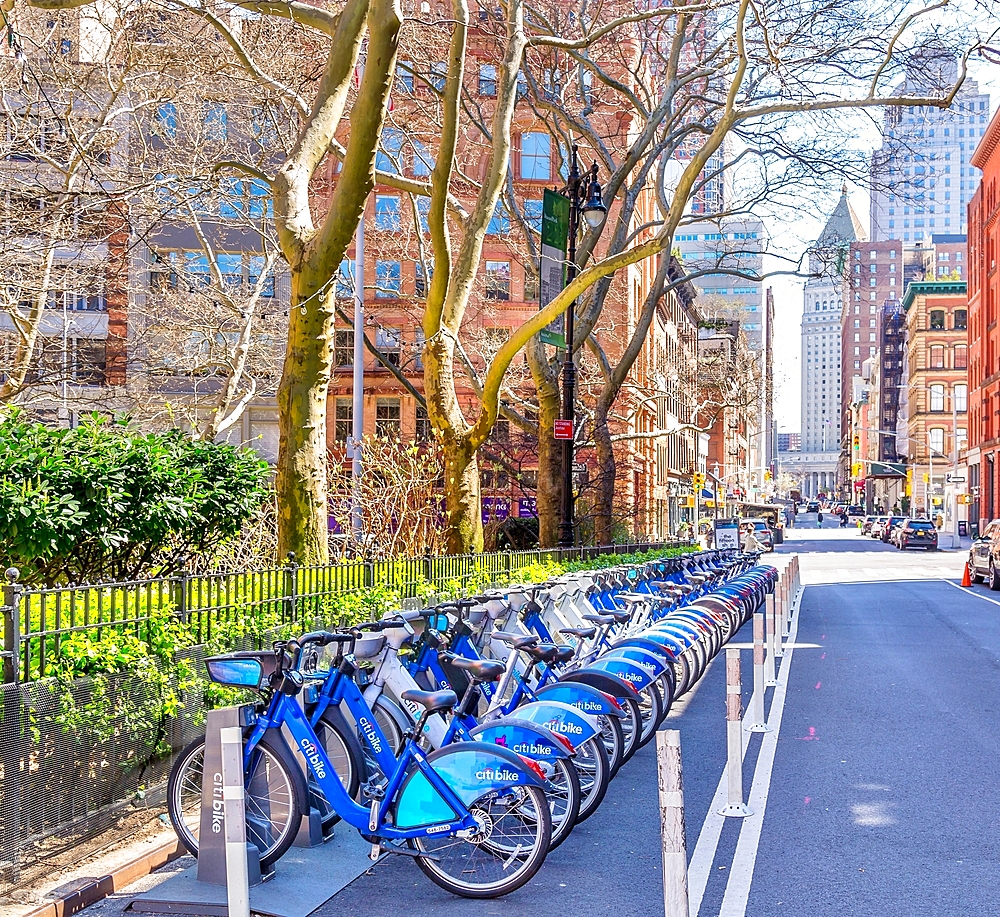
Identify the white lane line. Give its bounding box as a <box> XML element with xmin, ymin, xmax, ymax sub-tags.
<box><xmin>717</xmin><ymin>589</ymin><xmax>802</xmax><ymax>917</ymax></box>
<box><xmin>688</xmin><ymin>584</ymin><xmax>803</xmax><ymax>917</ymax></box>
<box><xmin>687</xmin><ymin>678</ymin><xmax>757</xmax><ymax>916</ymax></box>
<box><xmin>945</xmin><ymin>580</ymin><xmax>1000</xmax><ymax>607</ymax></box>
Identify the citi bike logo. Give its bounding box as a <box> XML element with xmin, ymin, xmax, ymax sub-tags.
<box><xmin>358</xmin><ymin>716</ymin><xmax>383</xmax><ymax>754</ymax></box>
<box><xmin>300</xmin><ymin>737</ymin><xmax>327</xmax><ymax>779</ymax></box>
<box><xmin>575</xmin><ymin>700</ymin><xmax>606</xmax><ymax>712</ymax></box>
<box><xmin>513</xmin><ymin>741</ymin><xmax>554</xmax><ymax>756</ymax></box>
<box><xmin>211</xmin><ymin>771</ymin><xmax>224</xmax><ymax>834</ymax></box>
<box><xmin>475</xmin><ymin>766</ymin><xmax>522</xmax><ymax>782</ymax></box>
<box><xmin>546</xmin><ymin>718</ymin><xmax>583</xmax><ymax>736</ymax></box>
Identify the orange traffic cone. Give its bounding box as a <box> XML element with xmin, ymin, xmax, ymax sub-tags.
<box><xmin>961</xmin><ymin>562</ymin><xmax>972</xmax><ymax>588</ymax></box>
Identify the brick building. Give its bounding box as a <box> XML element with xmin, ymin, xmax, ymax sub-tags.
<box><xmin>967</xmin><ymin>107</ymin><xmax>1000</xmax><ymax>528</ymax></box>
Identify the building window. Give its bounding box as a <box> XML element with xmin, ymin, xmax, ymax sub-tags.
<box><xmin>415</xmin><ymin>404</ymin><xmax>432</xmax><ymax>442</ymax></box>
<box><xmin>929</xmin><ymin>309</ymin><xmax>945</xmax><ymax>330</ymax></box>
<box><xmin>954</xmin><ymin>309</ymin><xmax>967</xmax><ymax>330</ymax></box>
<box><xmin>929</xmin><ymin>427</ymin><xmax>945</xmax><ymax>454</ymax></box>
<box><xmin>929</xmin><ymin>345</ymin><xmax>944</xmax><ymax>369</ymax></box>
<box><xmin>520</xmin><ymin>132</ymin><xmax>551</xmax><ymax>180</ymax></box>
<box><xmin>415</xmin><ymin>262</ymin><xmax>429</xmax><ymax>298</ymax></box>
<box><xmin>487</xmin><ymin>202</ymin><xmax>511</xmax><ymax>235</ymax></box>
<box><xmin>479</xmin><ymin>64</ymin><xmax>497</xmax><ymax>96</ymax></box>
<box><xmin>375</xmin><ymin>195</ymin><xmax>401</xmax><ymax>230</ymax></box>
<box><xmin>485</xmin><ymin>260</ymin><xmax>511</xmax><ymax>300</ymax></box>
<box><xmin>155</xmin><ymin>102</ymin><xmax>178</xmax><ymax>139</ymax></box>
<box><xmin>376</xmin><ymin>397</ymin><xmax>401</xmax><ymax>438</ymax></box>
<box><xmin>336</xmin><ymin>260</ymin><xmax>355</xmax><ymax>299</ymax></box>
<box><xmin>334</xmin><ymin>329</ymin><xmax>353</xmax><ymax>367</ymax></box>
<box><xmin>376</xmin><ymin>327</ymin><xmax>402</xmax><ymax>367</ymax></box>
<box><xmin>395</xmin><ymin>61</ymin><xmax>414</xmax><ymax>93</ymax></box>
<box><xmin>334</xmin><ymin>398</ymin><xmax>353</xmax><ymax>441</ymax></box>
<box><xmin>954</xmin><ymin>345</ymin><xmax>968</xmax><ymax>369</ymax></box>
<box><xmin>929</xmin><ymin>383</ymin><xmax>945</xmax><ymax>412</ymax></box>
<box><xmin>524</xmin><ymin>267</ymin><xmax>539</xmax><ymax>301</ymax></box>
<box><xmin>955</xmin><ymin>383</ymin><xmax>967</xmax><ymax>413</ymax></box>
<box><xmin>375</xmin><ymin>260</ymin><xmax>401</xmax><ymax>298</ymax></box>
<box><xmin>203</xmin><ymin>102</ymin><xmax>228</xmax><ymax>142</ymax></box>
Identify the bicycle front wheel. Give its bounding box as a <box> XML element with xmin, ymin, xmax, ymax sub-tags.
<box><xmin>166</xmin><ymin>731</ymin><xmax>306</xmax><ymax>871</ymax></box>
<box><xmin>410</xmin><ymin>785</ymin><xmax>551</xmax><ymax>898</ymax></box>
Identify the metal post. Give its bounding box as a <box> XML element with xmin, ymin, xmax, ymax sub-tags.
<box><xmin>1</xmin><ymin>569</ymin><xmax>23</xmax><ymax>865</ymax></box>
<box><xmin>350</xmin><ymin>210</ymin><xmax>366</xmax><ymax>548</ymax></box>
<box><xmin>764</xmin><ymin>593</ymin><xmax>778</xmax><ymax>685</ymax></box>
<box><xmin>220</xmin><ymin>726</ymin><xmax>251</xmax><ymax>917</ymax></box>
<box><xmin>748</xmin><ymin>610</ymin><xmax>769</xmax><ymax>732</ymax></box>
<box><xmin>656</xmin><ymin>730</ymin><xmax>690</xmax><ymax>917</ymax></box>
<box><xmin>719</xmin><ymin>648</ymin><xmax>751</xmax><ymax>816</ymax></box>
<box><xmin>558</xmin><ymin>148</ymin><xmax>582</xmax><ymax>549</ymax></box>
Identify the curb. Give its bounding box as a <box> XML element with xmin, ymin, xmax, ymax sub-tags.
<box><xmin>24</xmin><ymin>839</ymin><xmax>185</xmax><ymax>917</ymax></box>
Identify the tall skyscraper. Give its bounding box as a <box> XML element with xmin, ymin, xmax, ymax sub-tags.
<box><xmin>870</xmin><ymin>48</ymin><xmax>990</xmax><ymax>242</ymax></box>
<box><xmin>795</xmin><ymin>188</ymin><xmax>864</xmax><ymax>498</ymax></box>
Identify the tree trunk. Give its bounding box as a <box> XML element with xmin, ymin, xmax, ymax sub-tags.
<box><xmin>275</xmin><ymin>271</ymin><xmax>335</xmax><ymax>564</ymax></box>
<box><xmin>443</xmin><ymin>441</ymin><xmax>483</xmax><ymax>554</ymax></box>
<box><xmin>527</xmin><ymin>341</ymin><xmax>563</xmax><ymax>547</ymax></box>
<box><xmin>592</xmin><ymin>396</ymin><xmax>616</xmax><ymax>546</ymax></box>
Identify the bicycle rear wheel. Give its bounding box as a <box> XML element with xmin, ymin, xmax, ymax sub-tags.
<box><xmin>410</xmin><ymin>785</ymin><xmax>551</xmax><ymax>898</ymax></box>
<box><xmin>572</xmin><ymin>735</ymin><xmax>611</xmax><ymax>821</ymax></box>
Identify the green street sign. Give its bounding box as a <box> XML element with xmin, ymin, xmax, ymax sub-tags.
<box><xmin>539</xmin><ymin>188</ymin><xmax>570</xmax><ymax>348</ymax></box>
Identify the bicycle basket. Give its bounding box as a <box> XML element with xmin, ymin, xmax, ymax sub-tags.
<box><xmin>353</xmin><ymin>634</ymin><xmax>386</xmax><ymax>661</ymax></box>
<box><xmin>205</xmin><ymin>651</ymin><xmax>277</xmax><ymax>689</ymax></box>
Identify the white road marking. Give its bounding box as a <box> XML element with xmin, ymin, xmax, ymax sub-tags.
<box><xmin>717</xmin><ymin>589</ymin><xmax>802</xmax><ymax>917</ymax></box>
<box><xmin>945</xmin><ymin>580</ymin><xmax>1000</xmax><ymax>607</ymax></box>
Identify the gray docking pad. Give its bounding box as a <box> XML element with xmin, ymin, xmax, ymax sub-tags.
<box><xmin>126</xmin><ymin>831</ymin><xmax>374</xmax><ymax>917</ymax></box>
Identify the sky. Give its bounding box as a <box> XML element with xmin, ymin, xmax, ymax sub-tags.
<box><xmin>766</xmin><ymin>58</ymin><xmax>1000</xmax><ymax>435</ymax></box>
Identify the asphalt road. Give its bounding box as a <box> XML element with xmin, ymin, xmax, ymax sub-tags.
<box><xmin>87</xmin><ymin>522</ymin><xmax>1000</xmax><ymax>917</ymax></box>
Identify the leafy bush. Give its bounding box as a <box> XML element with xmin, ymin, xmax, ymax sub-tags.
<box><xmin>0</xmin><ymin>412</ymin><xmax>270</xmax><ymax>585</ymax></box>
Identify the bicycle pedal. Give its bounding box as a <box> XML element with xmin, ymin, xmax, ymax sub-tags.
<box><xmin>369</xmin><ymin>841</ymin><xmax>380</xmax><ymax>861</ymax></box>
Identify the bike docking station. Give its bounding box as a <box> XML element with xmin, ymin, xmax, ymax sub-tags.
<box><xmin>128</xmin><ymin>706</ymin><xmax>374</xmax><ymax>917</ymax></box>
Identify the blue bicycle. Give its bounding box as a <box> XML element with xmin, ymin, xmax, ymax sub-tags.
<box><xmin>167</xmin><ymin>624</ymin><xmax>552</xmax><ymax>898</ymax></box>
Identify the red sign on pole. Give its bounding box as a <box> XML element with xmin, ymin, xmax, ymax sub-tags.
<box><xmin>554</xmin><ymin>420</ymin><xmax>574</xmax><ymax>440</ymax></box>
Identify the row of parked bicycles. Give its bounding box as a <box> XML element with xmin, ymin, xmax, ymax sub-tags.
<box><xmin>167</xmin><ymin>549</ymin><xmax>778</xmax><ymax>898</ymax></box>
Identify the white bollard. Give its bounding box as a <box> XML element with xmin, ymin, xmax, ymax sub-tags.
<box><xmin>774</xmin><ymin>585</ymin><xmax>785</xmax><ymax>659</ymax></box>
<box><xmin>764</xmin><ymin>593</ymin><xmax>777</xmax><ymax>685</ymax></box>
<box><xmin>748</xmin><ymin>610</ymin><xmax>769</xmax><ymax>732</ymax></box>
<box><xmin>657</xmin><ymin>731</ymin><xmax>690</xmax><ymax>917</ymax></box>
<box><xmin>719</xmin><ymin>648</ymin><xmax>751</xmax><ymax>817</ymax></box>
<box><xmin>220</xmin><ymin>726</ymin><xmax>251</xmax><ymax>917</ymax></box>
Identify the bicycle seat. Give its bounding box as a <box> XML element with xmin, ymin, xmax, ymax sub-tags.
<box><xmin>618</xmin><ymin>594</ymin><xmax>647</xmax><ymax>606</ymax></box>
<box><xmin>400</xmin><ymin>688</ymin><xmax>457</xmax><ymax>713</ymax></box>
<box><xmin>522</xmin><ymin>643</ymin><xmax>560</xmax><ymax>664</ymax></box>
<box><xmin>553</xmin><ymin>645</ymin><xmax>575</xmax><ymax>665</ymax></box>
<box><xmin>493</xmin><ymin>632</ymin><xmax>539</xmax><ymax>649</ymax></box>
<box><xmin>442</xmin><ymin>654</ymin><xmax>505</xmax><ymax>682</ymax></box>
<box><xmin>559</xmin><ymin>626</ymin><xmax>597</xmax><ymax>639</ymax></box>
<box><xmin>582</xmin><ymin>613</ymin><xmax>615</xmax><ymax>626</ymax></box>
<box><xmin>610</xmin><ymin>610</ymin><xmax>631</xmax><ymax>624</ymax></box>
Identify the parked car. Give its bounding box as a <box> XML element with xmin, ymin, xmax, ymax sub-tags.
<box><xmin>880</xmin><ymin>515</ymin><xmax>908</xmax><ymax>543</ymax></box>
<box><xmin>969</xmin><ymin>519</ymin><xmax>1000</xmax><ymax>588</ymax></box>
<box><xmin>896</xmin><ymin>518</ymin><xmax>938</xmax><ymax>550</ymax></box>
<box><xmin>741</xmin><ymin>518</ymin><xmax>775</xmax><ymax>552</ymax></box>
<box><xmin>848</xmin><ymin>505</ymin><xmax>866</xmax><ymax>516</ymax></box>
<box><xmin>868</xmin><ymin>516</ymin><xmax>889</xmax><ymax>538</ymax></box>
<box><xmin>806</xmin><ymin>501</ymin><xmax>820</xmax><ymax>513</ymax></box>
<box><xmin>861</xmin><ymin>515</ymin><xmax>878</xmax><ymax>535</ymax></box>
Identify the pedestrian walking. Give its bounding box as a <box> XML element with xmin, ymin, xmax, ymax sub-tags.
<box><xmin>817</xmin><ymin>511</ymin><xmax>824</xmax><ymax>528</ymax></box>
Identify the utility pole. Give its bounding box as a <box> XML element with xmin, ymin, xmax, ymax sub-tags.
<box><xmin>350</xmin><ymin>207</ymin><xmax>365</xmax><ymax>548</ymax></box>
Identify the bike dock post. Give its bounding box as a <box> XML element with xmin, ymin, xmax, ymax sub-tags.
<box><xmin>221</xmin><ymin>725</ymin><xmax>251</xmax><ymax>917</ymax></box>
<box><xmin>656</xmin><ymin>730</ymin><xmax>690</xmax><ymax>917</ymax></box>
<box><xmin>764</xmin><ymin>593</ymin><xmax>777</xmax><ymax>686</ymax></box>
<box><xmin>748</xmin><ymin>609</ymin><xmax>769</xmax><ymax>733</ymax></box>
<box><xmin>719</xmin><ymin>648</ymin><xmax>751</xmax><ymax>817</ymax></box>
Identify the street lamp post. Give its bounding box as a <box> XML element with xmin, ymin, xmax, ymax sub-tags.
<box><xmin>558</xmin><ymin>146</ymin><xmax>605</xmax><ymax>548</ymax></box>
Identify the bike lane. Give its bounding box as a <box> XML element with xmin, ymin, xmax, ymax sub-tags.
<box><xmin>743</xmin><ymin>577</ymin><xmax>1000</xmax><ymax>917</ymax></box>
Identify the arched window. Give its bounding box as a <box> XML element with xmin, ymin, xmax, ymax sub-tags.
<box><xmin>929</xmin><ymin>309</ymin><xmax>945</xmax><ymax>330</ymax></box>
<box><xmin>954</xmin><ymin>344</ymin><xmax>968</xmax><ymax>369</ymax></box>
<box><xmin>929</xmin><ymin>384</ymin><xmax>945</xmax><ymax>412</ymax></box>
<box><xmin>929</xmin><ymin>345</ymin><xmax>945</xmax><ymax>368</ymax></box>
<box><xmin>954</xmin><ymin>309</ymin><xmax>968</xmax><ymax>330</ymax></box>
<box><xmin>929</xmin><ymin>427</ymin><xmax>945</xmax><ymax>454</ymax></box>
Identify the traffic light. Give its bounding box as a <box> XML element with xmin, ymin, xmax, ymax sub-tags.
<box><xmin>852</xmin><ymin>434</ymin><xmax>860</xmax><ymax>450</ymax></box>
<box><xmin>851</xmin><ymin>463</ymin><xmax>862</xmax><ymax>477</ymax></box>
<box><xmin>692</xmin><ymin>472</ymin><xmax>706</xmax><ymax>489</ymax></box>
<box><xmin>764</xmin><ymin>470</ymin><xmax>772</xmax><ymax>482</ymax></box>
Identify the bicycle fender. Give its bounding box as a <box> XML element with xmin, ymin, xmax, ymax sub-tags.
<box><xmin>558</xmin><ymin>669</ymin><xmax>639</xmax><ymax>700</ymax></box>
<box><xmin>600</xmin><ymin>646</ymin><xmax>669</xmax><ymax>679</ymax></box>
<box><xmin>510</xmin><ymin>700</ymin><xmax>601</xmax><ymax>748</ymax></box>
<box><xmin>393</xmin><ymin>741</ymin><xmax>545</xmax><ymax>829</ymax></box>
<box><xmin>535</xmin><ymin>681</ymin><xmax>625</xmax><ymax>718</ymax></box>
<box><xmin>469</xmin><ymin>717</ymin><xmax>574</xmax><ymax>761</ymax></box>
<box><xmin>615</xmin><ymin>634</ymin><xmax>683</xmax><ymax>660</ymax></box>
<box><xmin>585</xmin><ymin>657</ymin><xmax>655</xmax><ymax>691</ymax></box>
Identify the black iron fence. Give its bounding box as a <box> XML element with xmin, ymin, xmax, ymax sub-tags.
<box><xmin>0</xmin><ymin>540</ymin><xmax>680</xmax><ymax>894</ymax></box>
